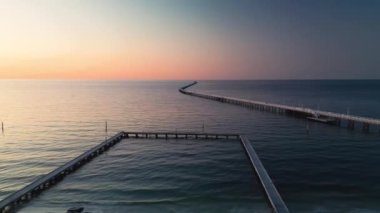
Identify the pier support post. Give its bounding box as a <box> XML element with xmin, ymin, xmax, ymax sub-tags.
<box><xmin>335</xmin><ymin>118</ymin><xmax>341</xmax><ymax>126</ymax></box>
<box><xmin>347</xmin><ymin>120</ymin><xmax>355</xmax><ymax>130</ymax></box>
<box><xmin>362</xmin><ymin>123</ymin><xmax>370</xmax><ymax>133</ymax></box>
<box><xmin>2</xmin><ymin>204</ymin><xmax>13</xmax><ymax>213</ymax></box>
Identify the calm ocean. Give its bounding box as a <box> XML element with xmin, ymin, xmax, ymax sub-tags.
<box><xmin>0</xmin><ymin>80</ymin><xmax>379</xmax><ymax>212</ymax></box>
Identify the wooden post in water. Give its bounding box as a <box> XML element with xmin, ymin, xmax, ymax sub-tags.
<box><xmin>348</xmin><ymin>120</ymin><xmax>355</xmax><ymax>130</ymax></box>
<box><xmin>335</xmin><ymin>118</ymin><xmax>341</xmax><ymax>126</ymax></box>
<box><xmin>362</xmin><ymin>123</ymin><xmax>370</xmax><ymax>133</ymax></box>
<box><xmin>105</xmin><ymin>121</ymin><xmax>108</xmax><ymax>139</ymax></box>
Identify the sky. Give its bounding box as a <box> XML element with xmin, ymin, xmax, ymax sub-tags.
<box><xmin>0</xmin><ymin>0</ymin><xmax>379</xmax><ymax>80</ymax></box>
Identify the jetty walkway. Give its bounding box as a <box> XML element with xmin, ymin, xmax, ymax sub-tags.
<box><xmin>0</xmin><ymin>131</ymin><xmax>288</xmax><ymax>213</ymax></box>
<box><xmin>180</xmin><ymin>81</ymin><xmax>380</xmax><ymax>133</ymax></box>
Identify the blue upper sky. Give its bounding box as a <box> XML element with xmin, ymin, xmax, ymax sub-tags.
<box><xmin>172</xmin><ymin>0</ymin><xmax>380</xmax><ymax>79</ymax></box>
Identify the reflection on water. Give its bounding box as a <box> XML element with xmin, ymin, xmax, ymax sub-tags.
<box><xmin>20</xmin><ymin>139</ymin><xmax>268</xmax><ymax>213</ymax></box>
<box><xmin>1</xmin><ymin>80</ymin><xmax>380</xmax><ymax>212</ymax></box>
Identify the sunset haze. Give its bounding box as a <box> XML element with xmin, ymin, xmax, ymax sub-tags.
<box><xmin>1</xmin><ymin>0</ymin><xmax>379</xmax><ymax>80</ymax></box>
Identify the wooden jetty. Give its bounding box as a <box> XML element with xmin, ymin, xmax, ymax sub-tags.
<box><xmin>0</xmin><ymin>131</ymin><xmax>288</xmax><ymax>213</ymax></box>
<box><xmin>0</xmin><ymin>132</ymin><xmax>125</xmax><ymax>213</ymax></box>
<box><xmin>123</xmin><ymin>131</ymin><xmax>239</xmax><ymax>140</ymax></box>
<box><xmin>240</xmin><ymin>136</ymin><xmax>289</xmax><ymax>213</ymax></box>
<box><xmin>180</xmin><ymin>81</ymin><xmax>380</xmax><ymax>133</ymax></box>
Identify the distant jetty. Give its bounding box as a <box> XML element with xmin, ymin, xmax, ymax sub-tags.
<box><xmin>180</xmin><ymin>81</ymin><xmax>380</xmax><ymax>133</ymax></box>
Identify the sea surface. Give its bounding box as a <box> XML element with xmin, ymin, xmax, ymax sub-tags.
<box><xmin>0</xmin><ymin>80</ymin><xmax>379</xmax><ymax>212</ymax></box>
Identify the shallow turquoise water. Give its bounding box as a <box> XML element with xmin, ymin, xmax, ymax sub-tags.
<box><xmin>1</xmin><ymin>80</ymin><xmax>380</xmax><ymax>212</ymax></box>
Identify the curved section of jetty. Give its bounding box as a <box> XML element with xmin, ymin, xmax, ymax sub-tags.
<box><xmin>180</xmin><ymin>81</ymin><xmax>380</xmax><ymax>133</ymax></box>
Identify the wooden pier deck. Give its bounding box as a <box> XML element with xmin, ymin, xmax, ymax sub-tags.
<box><xmin>240</xmin><ymin>136</ymin><xmax>289</xmax><ymax>213</ymax></box>
<box><xmin>0</xmin><ymin>131</ymin><xmax>287</xmax><ymax>213</ymax></box>
<box><xmin>123</xmin><ymin>131</ymin><xmax>240</xmax><ymax>140</ymax></box>
<box><xmin>0</xmin><ymin>132</ymin><xmax>125</xmax><ymax>213</ymax></box>
<box><xmin>180</xmin><ymin>81</ymin><xmax>380</xmax><ymax>133</ymax></box>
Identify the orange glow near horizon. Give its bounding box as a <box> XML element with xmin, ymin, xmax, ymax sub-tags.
<box><xmin>0</xmin><ymin>1</ymin><xmax>266</xmax><ymax>80</ymax></box>
<box><xmin>3</xmin><ymin>1</ymin><xmax>377</xmax><ymax>80</ymax></box>
<box><xmin>0</xmin><ymin>44</ymin><xmax>247</xmax><ymax>80</ymax></box>
<box><xmin>0</xmin><ymin>2</ymin><xmax>199</xmax><ymax>80</ymax></box>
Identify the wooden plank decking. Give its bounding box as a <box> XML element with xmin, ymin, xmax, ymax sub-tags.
<box><xmin>240</xmin><ymin>136</ymin><xmax>289</xmax><ymax>213</ymax></box>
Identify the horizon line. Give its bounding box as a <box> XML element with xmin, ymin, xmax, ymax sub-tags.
<box><xmin>0</xmin><ymin>78</ymin><xmax>379</xmax><ymax>81</ymax></box>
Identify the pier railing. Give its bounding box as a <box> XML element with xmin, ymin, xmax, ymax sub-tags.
<box><xmin>0</xmin><ymin>131</ymin><xmax>288</xmax><ymax>213</ymax></box>
<box><xmin>180</xmin><ymin>81</ymin><xmax>380</xmax><ymax>133</ymax></box>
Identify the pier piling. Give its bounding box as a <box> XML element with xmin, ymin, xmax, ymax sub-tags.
<box><xmin>348</xmin><ymin>120</ymin><xmax>355</xmax><ymax>130</ymax></box>
<box><xmin>363</xmin><ymin>123</ymin><xmax>370</xmax><ymax>133</ymax></box>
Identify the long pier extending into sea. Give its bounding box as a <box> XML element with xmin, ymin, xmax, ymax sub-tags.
<box><xmin>180</xmin><ymin>81</ymin><xmax>380</xmax><ymax>133</ymax></box>
<box><xmin>0</xmin><ymin>131</ymin><xmax>288</xmax><ymax>213</ymax></box>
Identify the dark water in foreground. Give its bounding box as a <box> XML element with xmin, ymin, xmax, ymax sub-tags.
<box><xmin>0</xmin><ymin>80</ymin><xmax>379</xmax><ymax>212</ymax></box>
